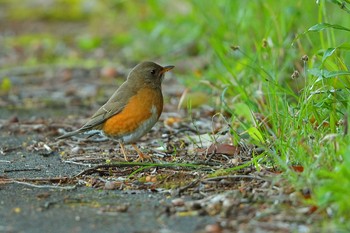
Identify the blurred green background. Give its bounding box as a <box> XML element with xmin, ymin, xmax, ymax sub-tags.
<box><xmin>1</xmin><ymin>0</ymin><xmax>349</xmax><ymax>92</ymax></box>
<box><xmin>1</xmin><ymin>0</ymin><xmax>349</xmax><ymax>86</ymax></box>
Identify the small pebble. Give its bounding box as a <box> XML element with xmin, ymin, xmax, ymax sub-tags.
<box><xmin>8</xmin><ymin>115</ymin><xmax>19</xmax><ymax>123</ymax></box>
<box><xmin>116</xmin><ymin>204</ymin><xmax>129</xmax><ymax>213</ymax></box>
<box><xmin>230</xmin><ymin>158</ymin><xmax>239</xmax><ymax>165</ymax></box>
<box><xmin>145</xmin><ymin>175</ymin><xmax>157</xmax><ymax>182</ymax></box>
<box><xmin>205</xmin><ymin>223</ymin><xmax>222</xmax><ymax>233</ymax></box>
<box><xmin>101</xmin><ymin>67</ymin><xmax>117</xmax><ymax>78</ymax></box>
<box><xmin>104</xmin><ymin>181</ymin><xmax>116</xmax><ymax>190</ymax></box>
<box><xmin>171</xmin><ymin>198</ymin><xmax>185</xmax><ymax>207</ymax></box>
<box><xmin>71</xmin><ymin>146</ymin><xmax>82</xmax><ymax>154</ymax></box>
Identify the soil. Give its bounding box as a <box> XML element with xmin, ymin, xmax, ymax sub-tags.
<box><xmin>0</xmin><ymin>101</ymin><xmax>218</xmax><ymax>233</ymax></box>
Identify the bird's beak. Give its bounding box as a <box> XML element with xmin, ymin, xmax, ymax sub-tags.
<box><xmin>160</xmin><ymin>65</ymin><xmax>175</xmax><ymax>75</ymax></box>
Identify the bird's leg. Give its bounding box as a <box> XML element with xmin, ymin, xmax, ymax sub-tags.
<box><xmin>132</xmin><ymin>144</ymin><xmax>152</xmax><ymax>162</ymax></box>
<box><xmin>119</xmin><ymin>142</ymin><xmax>129</xmax><ymax>161</ymax></box>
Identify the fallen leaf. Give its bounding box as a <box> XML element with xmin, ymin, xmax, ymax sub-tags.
<box><xmin>203</xmin><ymin>143</ymin><xmax>240</xmax><ymax>156</ymax></box>
<box><xmin>291</xmin><ymin>165</ymin><xmax>304</xmax><ymax>173</ymax></box>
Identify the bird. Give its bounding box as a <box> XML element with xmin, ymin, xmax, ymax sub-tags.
<box><xmin>57</xmin><ymin>61</ymin><xmax>174</xmax><ymax>161</ymax></box>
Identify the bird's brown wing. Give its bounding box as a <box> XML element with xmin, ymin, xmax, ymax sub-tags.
<box><xmin>78</xmin><ymin>81</ymin><xmax>136</xmax><ymax>131</ymax></box>
<box><xmin>78</xmin><ymin>99</ymin><xmax>126</xmax><ymax>131</ymax></box>
<box><xmin>57</xmin><ymin>81</ymin><xmax>136</xmax><ymax>139</ymax></box>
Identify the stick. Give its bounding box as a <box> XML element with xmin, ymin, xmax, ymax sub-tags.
<box><xmin>73</xmin><ymin>162</ymin><xmax>211</xmax><ymax>177</ymax></box>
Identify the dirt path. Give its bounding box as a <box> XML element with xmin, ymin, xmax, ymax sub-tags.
<box><xmin>0</xmin><ymin>130</ymin><xmax>217</xmax><ymax>233</ymax></box>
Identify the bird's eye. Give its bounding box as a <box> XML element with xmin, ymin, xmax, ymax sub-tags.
<box><xmin>150</xmin><ymin>69</ymin><xmax>156</xmax><ymax>75</ymax></box>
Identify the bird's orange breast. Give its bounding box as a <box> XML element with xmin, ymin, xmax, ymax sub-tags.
<box><xmin>102</xmin><ymin>87</ymin><xmax>163</xmax><ymax>138</ymax></box>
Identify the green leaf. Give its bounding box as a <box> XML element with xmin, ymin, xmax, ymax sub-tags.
<box><xmin>322</xmin><ymin>48</ymin><xmax>336</xmax><ymax>64</ymax></box>
<box><xmin>308</xmin><ymin>23</ymin><xmax>350</xmax><ymax>32</ymax></box>
<box><xmin>0</xmin><ymin>77</ymin><xmax>12</xmax><ymax>92</ymax></box>
<box><xmin>247</xmin><ymin>127</ymin><xmax>265</xmax><ymax>143</ymax></box>
<box><xmin>337</xmin><ymin>43</ymin><xmax>350</xmax><ymax>50</ymax></box>
<box><xmin>309</xmin><ymin>68</ymin><xmax>350</xmax><ymax>81</ymax></box>
<box><xmin>321</xmin><ymin>43</ymin><xmax>350</xmax><ymax>65</ymax></box>
<box><xmin>233</xmin><ymin>103</ymin><xmax>253</xmax><ymax>122</ymax></box>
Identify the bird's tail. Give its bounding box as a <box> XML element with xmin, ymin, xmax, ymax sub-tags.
<box><xmin>56</xmin><ymin>129</ymin><xmax>81</xmax><ymax>140</ymax></box>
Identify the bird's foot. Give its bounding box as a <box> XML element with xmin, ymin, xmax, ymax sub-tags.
<box><xmin>134</xmin><ymin>153</ymin><xmax>153</xmax><ymax>162</ymax></box>
<box><xmin>132</xmin><ymin>144</ymin><xmax>153</xmax><ymax>162</ymax></box>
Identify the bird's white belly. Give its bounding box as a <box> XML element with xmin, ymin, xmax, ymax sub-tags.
<box><xmin>106</xmin><ymin>105</ymin><xmax>159</xmax><ymax>143</ymax></box>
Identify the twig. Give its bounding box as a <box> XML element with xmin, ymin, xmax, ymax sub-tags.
<box><xmin>1</xmin><ymin>176</ymin><xmax>75</xmax><ymax>189</ymax></box>
<box><xmin>10</xmin><ymin>180</ymin><xmax>76</xmax><ymax>190</ymax></box>
<box><xmin>0</xmin><ymin>146</ymin><xmax>22</xmax><ymax>155</ymax></box>
<box><xmin>4</xmin><ymin>177</ymin><xmax>71</xmax><ymax>183</ymax></box>
<box><xmin>74</xmin><ymin>162</ymin><xmax>211</xmax><ymax>178</ymax></box>
<box><xmin>201</xmin><ymin>175</ymin><xmax>268</xmax><ymax>184</ymax></box>
<box><xmin>205</xmin><ymin>145</ymin><xmax>216</xmax><ymax>163</ymax></box>
<box><xmin>0</xmin><ymin>160</ymin><xmax>11</xmax><ymax>163</ymax></box>
<box><xmin>174</xmin><ymin>177</ymin><xmax>202</xmax><ymax>196</ymax></box>
<box><xmin>4</xmin><ymin>168</ymin><xmax>41</xmax><ymax>173</ymax></box>
<box><xmin>64</xmin><ymin>160</ymin><xmax>93</xmax><ymax>167</ymax></box>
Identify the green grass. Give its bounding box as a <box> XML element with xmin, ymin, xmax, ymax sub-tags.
<box><xmin>137</xmin><ymin>0</ymin><xmax>350</xmax><ymax>229</ymax></box>
<box><xmin>1</xmin><ymin>0</ymin><xmax>350</xmax><ymax>230</ymax></box>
